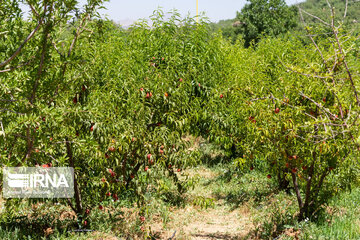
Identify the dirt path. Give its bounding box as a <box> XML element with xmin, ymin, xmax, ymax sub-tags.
<box><xmin>150</xmin><ymin>167</ymin><xmax>253</xmax><ymax>239</ymax></box>
<box><xmin>169</xmin><ymin>204</ymin><xmax>252</xmax><ymax>239</ymax></box>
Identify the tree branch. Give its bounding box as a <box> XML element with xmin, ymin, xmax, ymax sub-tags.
<box><xmin>29</xmin><ymin>3</ymin><xmax>53</xmax><ymax>104</ymax></box>
<box><xmin>26</xmin><ymin>0</ymin><xmax>39</xmax><ymax>17</ymax></box>
<box><xmin>0</xmin><ymin>108</ymin><xmax>25</xmax><ymax>115</ymax></box>
<box><xmin>0</xmin><ymin>57</ymin><xmax>35</xmax><ymax>73</ymax></box>
<box><xmin>344</xmin><ymin>0</ymin><xmax>348</xmax><ymax>19</ymax></box>
<box><xmin>291</xmin><ymin>171</ymin><xmax>303</xmax><ymax>209</ymax></box>
<box><xmin>65</xmin><ymin>138</ymin><xmax>83</xmax><ymax>214</ymax></box>
<box><xmin>299</xmin><ymin>8</ymin><xmax>331</xmax><ymax>27</ymax></box>
<box><xmin>298</xmin><ymin>7</ymin><xmax>330</xmax><ymax>73</ymax></box>
<box><xmin>0</xmin><ymin>22</ymin><xmax>42</xmax><ymax>68</ymax></box>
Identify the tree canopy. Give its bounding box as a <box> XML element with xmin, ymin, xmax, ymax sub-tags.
<box><xmin>235</xmin><ymin>0</ymin><xmax>297</xmax><ymax>46</ymax></box>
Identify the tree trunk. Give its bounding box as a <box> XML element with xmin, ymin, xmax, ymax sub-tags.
<box><xmin>65</xmin><ymin>139</ymin><xmax>83</xmax><ymax>215</ymax></box>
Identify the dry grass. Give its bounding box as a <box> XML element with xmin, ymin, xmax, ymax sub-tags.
<box><xmin>149</xmin><ymin>202</ymin><xmax>253</xmax><ymax>239</ymax></box>
<box><xmin>89</xmin><ymin>231</ymin><xmax>119</xmax><ymax>240</ymax></box>
<box><xmin>184</xmin><ymin>166</ymin><xmax>219</xmax><ymax>179</ymax></box>
<box><xmin>148</xmin><ymin>166</ymin><xmax>254</xmax><ymax>240</ymax></box>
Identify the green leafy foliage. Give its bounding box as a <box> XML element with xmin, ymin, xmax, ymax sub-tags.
<box><xmin>1</xmin><ymin>0</ymin><xmax>360</xmax><ymax>238</ymax></box>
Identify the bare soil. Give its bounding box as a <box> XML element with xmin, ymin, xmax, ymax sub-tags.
<box><xmin>149</xmin><ymin>168</ymin><xmax>253</xmax><ymax>240</ymax></box>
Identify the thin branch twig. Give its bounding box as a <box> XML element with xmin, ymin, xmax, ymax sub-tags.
<box><xmin>299</xmin><ymin>8</ymin><xmax>331</xmax><ymax>27</ymax></box>
<box><xmin>0</xmin><ymin>22</ymin><xmax>42</xmax><ymax>68</ymax></box>
<box><xmin>0</xmin><ymin>108</ymin><xmax>25</xmax><ymax>115</ymax></box>
<box><xmin>344</xmin><ymin>0</ymin><xmax>348</xmax><ymax>19</ymax></box>
<box><xmin>26</xmin><ymin>0</ymin><xmax>39</xmax><ymax>17</ymax></box>
<box><xmin>0</xmin><ymin>57</ymin><xmax>35</xmax><ymax>73</ymax></box>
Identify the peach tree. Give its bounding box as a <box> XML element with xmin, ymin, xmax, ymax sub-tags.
<box><xmin>240</xmin><ymin>3</ymin><xmax>360</xmax><ymax>220</ymax></box>
<box><xmin>196</xmin><ymin>2</ymin><xmax>360</xmax><ymax>221</ymax></box>
<box><xmin>0</xmin><ymin>0</ymin><xmax>110</xmax><ymax>223</ymax></box>
<box><xmin>0</xmin><ymin>1</ymin><xmax>223</xmax><ymax>229</ymax></box>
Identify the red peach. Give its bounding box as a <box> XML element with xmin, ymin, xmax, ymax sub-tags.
<box><xmin>113</xmin><ymin>193</ymin><xmax>118</xmax><ymax>201</ymax></box>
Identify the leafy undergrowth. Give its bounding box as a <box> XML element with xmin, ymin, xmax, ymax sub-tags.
<box><xmin>1</xmin><ymin>161</ymin><xmax>360</xmax><ymax>239</ymax></box>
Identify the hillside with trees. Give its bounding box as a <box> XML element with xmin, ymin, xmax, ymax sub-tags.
<box><xmin>212</xmin><ymin>0</ymin><xmax>360</xmax><ymax>44</ymax></box>
<box><xmin>298</xmin><ymin>0</ymin><xmax>360</xmax><ymax>25</ymax></box>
